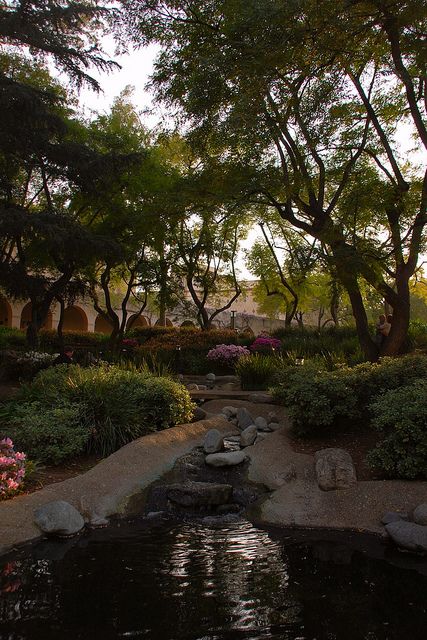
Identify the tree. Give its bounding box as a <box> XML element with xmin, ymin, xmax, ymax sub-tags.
<box><xmin>0</xmin><ymin>56</ymin><xmax>132</xmax><ymax>347</ymax></box>
<box><xmin>121</xmin><ymin>0</ymin><xmax>427</xmax><ymax>360</ymax></box>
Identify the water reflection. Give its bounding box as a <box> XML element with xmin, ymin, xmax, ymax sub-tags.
<box><xmin>0</xmin><ymin>520</ymin><xmax>426</xmax><ymax>639</ymax></box>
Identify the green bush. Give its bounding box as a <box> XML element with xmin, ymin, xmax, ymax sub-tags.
<box><xmin>272</xmin><ymin>354</ymin><xmax>427</xmax><ymax>436</ymax></box>
<box><xmin>366</xmin><ymin>381</ymin><xmax>427</xmax><ymax>479</ymax></box>
<box><xmin>272</xmin><ymin>363</ymin><xmax>359</xmax><ymax>435</ymax></box>
<box><xmin>7</xmin><ymin>364</ymin><xmax>195</xmax><ymax>461</ymax></box>
<box><xmin>235</xmin><ymin>354</ymin><xmax>281</xmax><ymax>390</ymax></box>
<box><xmin>0</xmin><ymin>327</ymin><xmax>27</xmax><ymax>349</ymax></box>
<box><xmin>4</xmin><ymin>402</ymin><xmax>90</xmax><ymax>465</ymax></box>
<box><xmin>39</xmin><ymin>329</ymin><xmax>109</xmax><ymax>349</ymax></box>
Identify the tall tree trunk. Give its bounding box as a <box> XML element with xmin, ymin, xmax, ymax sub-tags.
<box><xmin>158</xmin><ymin>255</ymin><xmax>168</xmax><ymax>327</ymax></box>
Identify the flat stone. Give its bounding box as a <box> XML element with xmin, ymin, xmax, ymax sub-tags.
<box><xmin>167</xmin><ymin>481</ymin><xmax>232</xmax><ymax>507</ymax></box>
<box><xmin>314</xmin><ymin>448</ymin><xmax>357</xmax><ymax>491</ymax></box>
<box><xmin>205</xmin><ymin>450</ymin><xmax>248</xmax><ymax>467</ymax></box>
<box><xmin>236</xmin><ymin>407</ymin><xmax>254</xmax><ymax>430</ymax></box>
<box><xmin>267</xmin><ymin>412</ymin><xmax>280</xmax><ymax>424</ymax></box>
<box><xmin>240</xmin><ymin>425</ymin><xmax>257</xmax><ymax>447</ymax></box>
<box><xmin>386</xmin><ymin>521</ymin><xmax>427</xmax><ymax>553</ymax></box>
<box><xmin>203</xmin><ymin>428</ymin><xmax>224</xmax><ymax>454</ymax></box>
<box><xmin>413</xmin><ymin>503</ymin><xmax>427</xmax><ymax>526</ymax></box>
<box><xmin>187</xmin><ymin>383</ymin><xmax>199</xmax><ymax>390</ymax></box>
<box><xmin>249</xmin><ymin>393</ymin><xmax>273</xmax><ymax>403</ymax></box>
<box><xmin>34</xmin><ymin>500</ymin><xmax>85</xmax><ymax>537</ymax></box>
<box><xmin>268</xmin><ymin>422</ymin><xmax>281</xmax><ymax>431</ymax></box>
<box><xmin>88</xmin><ymin>515</ymin><xmax>109</xmax><ymax>528</ymax></box>
<box><xmin>381</xmin><ymin>511</ymin><xmax>409</xmax><ymax>525</ymax></box>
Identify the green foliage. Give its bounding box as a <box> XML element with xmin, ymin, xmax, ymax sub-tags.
<box><xmin>235</xmin><ymin>354</ymin><xmax>280</xmax><ymax>390</ymax></box>
<box><xmin>272</xmin><ymin>354</ymin><xmax>427</xmax><ymax>437</ymax></box>
<box><xmin>0</xmin><ymin>327</ymin><xmax>26</xmax><ymax>349</ymax></box>
<box><xmin>271</xmin><ymin>326</ymin><xmax>362</xmax><ymax>361</ymax></box>
<box><xmin>5</xmin><ymin>402</ymin><xmax>90</xmax><ymax>465</ymax></box>
<box><xmin>366</xmin><ymin>381</ymin><xmax>427</xmax><ymax>479</ymax></box>
<box><xmin>7</xmin><ymin>364</ymin><xmax>195</xmax><ymax>461</ymax></box>
<box><xmin>39</xmin><ymin>329</ymin><xmax>109</xmax><ymax>348</ymax></box>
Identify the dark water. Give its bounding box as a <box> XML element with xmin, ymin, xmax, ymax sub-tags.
<box><xmin>1</xmin><ymin>519</ymin><xmax>427</xmax><ymax>640</ymax></box>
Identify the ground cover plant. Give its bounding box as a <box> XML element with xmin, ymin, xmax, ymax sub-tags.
<box><xmin>1</xmin><ymin>364</ymin><xmax>194</xmax><ymax>463</ymax></box>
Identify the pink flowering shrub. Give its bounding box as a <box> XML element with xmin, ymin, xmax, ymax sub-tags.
<box><xmin>122</xmin><ymin>338</ymin><xmax>139</xmax><ymax>349</ymax></box>
<box><xmin>250</xmin><ymin>335</ymin><xmax>282</xmax><ymax>353</ymax></box>
<box><xmin>207</xmin><ymin>344</ymin><xmax>250</xmax><ymax>366</ymax></box>
<box><xmin>0</xmin><ymin>438</ymin><xmax>26</xmax><ymax>499</ymax></box>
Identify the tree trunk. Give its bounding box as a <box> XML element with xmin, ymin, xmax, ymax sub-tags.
<box><xmin>381</xmin><ymin>272</ymin><xmax>410</xmax><ymax>356</ymax></box>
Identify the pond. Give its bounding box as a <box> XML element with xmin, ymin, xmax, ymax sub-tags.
<box><xmin>1</xmin><ymin>518</ymin><xmax>427</xmax><ymax>640</ymax></box>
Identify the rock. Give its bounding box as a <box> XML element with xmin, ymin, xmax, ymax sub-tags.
<box><xmin>203</xmin><ymin>428</ymin><xmax>224</xmax><ymax>454</ymax></box>
<box><xmin>206</xmin><ymin>373</ymin><xmax>216</xmax><ymax>381</ymax></box>
<box><xmin>254</xmin><ymin>416</ymin><xmax>269</xmax><ymax>431</ymax></box>
<box><xmin>146</xmin><ymin>511</ymin><xmax>166</xmax><ymax>520</ymax></box>
<box><xmin>381</xmin><ymin>511</ymin><xmax>409</xmax><ymax>525</ymax></box>
<box><xmin>198</xmin><ymin>384</ymin><xmax>208</xmax><ymax>391</ymax></box>
<box><xmin>268</xmin><ymin>422</ymin><xmax>282</xmax><ymax>431</ymax></box>
<box><xmin>240</xmin><ymin>425</ymin><xmax>257</xmax><ymax>447</ymax></box>
<box><xmin>255</xmin><ymin>433</ymin><xmax>267</xmax><ymax>444</ymax></box>
<box><xmin>386</xmin><ymin>521</ymin><xmax>427</xmax><ymax>553</ymax></box>
<box><xmin>88</xmin><ymin>515</ymin><xmax>109</xmax><ymax>528</ymax></box>
<box><xmin>223</xmin><ymin>406</ymin><xmax>238</xmax><ymax>417</ymax></box>
<box><xmin>236</xmin><ymin>407</ymin><xmax>254</xmax><ymax>430</ymax></box>
<box><xmin>34</xmin><ymin>501</ymin><xmax>85</xmax><ymax>537</ymax></box>
<box><xmin>413</xmin><ymin>503</ymin><xmax>427</xmax><ymax>526</ymax></box>
<box><xmin>280</xmin><ymin>464</ymin><xmax>297</xmax><ymax>482</ymax></box>
<box><xmin>167</xmin><ymin>481</ymin><xmax>233</xmax><ymax>507</ymax></box>
<box><xmin>219</xmin><ymin>382</ymin><xmax>237</xmax><ymax>390</ymax></box>
<box><xmin>191</xmin><ymin>407</ymin><xmax>207</xmax><ymax>422</ymax></box>
<box><xmin>224</xmin><ymin>435</ymin><xmax>241</xmax><ymax>443</ymax></box>
<box><xmin>216</xmin><ymin>503</ymin><xmax>241</xmax><ymax>515</ymax></box>
<box><xmin>249</xmin><ymin>393</ymin><xmax>273</xmax><ymax>403</ymax></box>
<box><xmin>205</xmin><ymin>450</ymin><xmax>248</xmax><ymax>467</ymax></box>
<box><xmin>314</xmin><ymin>448</ymin><xmax>357</xmax><ymax>491</ymax></box>
<box><xmin>187</xmin><ymin>383</ymin><xmax>199</xmax><ymax>390</ymax></box>
<box><xmin>221</xmin><ymin>407</ymin><xmax>233</xmax><ymax>418</ymax></box>
<box><xmin>215</xmin><ymin>375</ymin><xmax>239</xmax><ymax>384</ymax></box>
<box><xmin>267</xmin><ymin>411</ymin><xmax>280</xmax><ymax>424</ymax></box>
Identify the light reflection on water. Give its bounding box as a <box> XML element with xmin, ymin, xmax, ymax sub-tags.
<box><xmin>0</xmin><ymin>519</ymin><xmax>427</xmax><ymax>639</ymax></box>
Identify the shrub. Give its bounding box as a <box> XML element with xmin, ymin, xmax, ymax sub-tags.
<box><xmin>206</xmin><ymin>344</ymin><xmax>250</xmax><ymax>367</ymax></box>
<box><xmin>0</xmin><ymin>437</ymin><xmax>27</xmax><ymax>499</ymax></box>
<box><xmin>366</xmin><ymin>381</ymin><xmax>427</xmax><ymax>479</ymax></box>
<box><xmin>0</xmin><ymin>327</ymin><xmax>27</xmax><ymax>349</ymax></box>
<box><xmin>272</xmin><ymin>363</ymin><xmax>359</xmax><ymax>436</ymax></box>
<box><xmin>5</xmin><ymin>403</ymin><xmax>90</xmax><ymax>465</ymax></box>
<box><xmin>271</xmin><ymin>354</ymin><xmax>427</xmax><ymax>437</ymax></box>
<box><xmin>0</xmin><ymin>350</ymin><xmax>57</xmax><ymax>381</ymax></box>
<box><xmin>250</xmin><ymin>336</ymin><xmax>282</xmax><ymax>353</ymax></box>
<box><xmin>10</xmin><ymin>364</ymin><xmax>195</xmax><ymax>460</ymax></box>
<box><xmin>235</xmin><ymin>354</ymin><xmax>280</xmax><ymax>390</ymax></box>
<box><xmin>39</xmin><ymin>329</ymin><xmax>109</xmax><ymax>349</ymax></box>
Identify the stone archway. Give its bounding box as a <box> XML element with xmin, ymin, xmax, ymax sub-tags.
<box><xmin>154</xmin><ymin>317</ymin><xmax>173</xmax><ymax>327</ymax></box>
<box><xmin>20</xmin><ymin>302</ymin><xmax>53</xmax><ymax>330</ymax></box>
<box><xmin>180</xmin><ymin>320</ymin><xmax>196</xmax><ymax>328</ymax></box>
<box><xmin>62</xmin><ymin>305</ymin><xmax>88</xmax><ymax>332</ymax></box>
<box><xmin>94</xmin><ymin>314</ymin><xmax>113</xmax><ymax>334</ymax></box>
<box><xmin>0</xmin><ymin>297</ymin><xmax>12</xmax><ymax>327</ymax></box>
<box><xmin>126</xmin><ymin>314</ymin><xmax>149</xmax><ymax>331</ymax></box>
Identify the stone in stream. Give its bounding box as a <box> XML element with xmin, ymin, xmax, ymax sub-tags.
<box><xmin>385</xmin><ymin>521</ymin><xmax>427</xmax><ymax>553</ymax></box>
<box><xmin>381</xmin><ymin>511</ymin><xmax>409</xmax><ymax>525</ymax></box>
<box><xmin>314</xmin><ymin>448</ymin><xmax>357</xmax><ymax>491</ymax></box>
<box><xmin>205</xmin><ymin>450</ymin><xmax>248</xmax><ymax>467</ymax></box>
<box><xmin>222</xmin><ymin>406</ymin><xmax>238</xmax><ymax>417</ymax></box>
<box><xmin>236</xmin><ymin>407</ymin><xmax>254</xmax><ymax>431</ymax></box>
<box><xmin>34</xmin><ymin>500</ymin><xmax>85</xmax><ymax>537</ymax></box>
<box><xmin>413</xmin><ymin>503</ymin><xmax>427</xmax><ymax>526</ymax></box>
<box><xmin>240</xmin><ymin>425</ymin><xmax>257</xmax><ymax>447</ymax></box>
<box><xmin>203</xmin><ymin>428</ymin><xmax>224</xmax><ymax>454</ymax></box>
<box><xmin>167</xmin><ymin>481</ymin><xmax>233</xmax><ymax>507</ymax></box>
<box><xmin>254</xmin><ymin>416</ymin><xmax>271</xmax><ymax>432</ymax></box>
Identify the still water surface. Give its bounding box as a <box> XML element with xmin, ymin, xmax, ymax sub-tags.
<box><xmin>1</xmin><ymin>519</ymin><xmax>427</xmax><ymax>640</ymax></box>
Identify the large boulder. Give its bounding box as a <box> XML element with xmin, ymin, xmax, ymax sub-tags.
<box><xmin>314</xmin><ymin>448</ymin><xmax>357</xmax><ymax>491</ymax></box>
<box><xmin>240</xmin><ymin>425</ymin><xmax>257</xmax><ymax>447</ymax></box>
<box><xmin>34</xmin><ymin>500</ymin><xmax>85</xmax><ymax>536</ymax></box>
<box><xmin>385</xmin><ymin>521</ymin><xmax>427</xmax><ymax>553</ymax></box>
<box><xmin>254</xmin><ymin>416</ymin><xmax>270</xmax><ymax>432</ymax></box>
<box><xmin>236</xmin><ymin>407</ymin><xmax>254</xmax><ymax>430</ymax></box>
<box><xmin>203</xmin><ymin>428</ymin><xmax>224</xmax><ymax>454</ymax></box>
<box><xmin>167</xmin><ymin>481</ymin><xmax>233</xmax><ymax>507</ymax></box>
<box><xmin>205</xmin><ymin>450</ymin><xmax>248</xmax><ymax>467</ymax></box>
